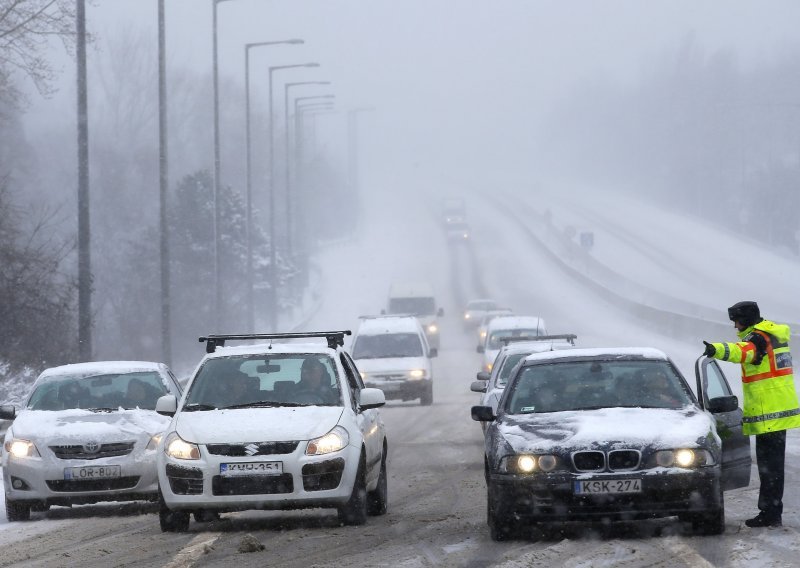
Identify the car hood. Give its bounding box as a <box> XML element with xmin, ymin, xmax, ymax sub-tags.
<box><xmin>175</xmin><ymin>406</ymin><xmax>345</xmax><ymax>443</ymax></box>
<box><xmin>497</xmin><ymin>406</ymin><xmax>718</xmax><ymax>453</ymax></box>
<box><xmin>356</xmin><ymin>357</ymin><xmax>429</xmax><ymax>373</ymax></box>
<box><xmin>9</xmin><ymin>409</ymin><xmax>169</xmax><ymax>444</ymax></box>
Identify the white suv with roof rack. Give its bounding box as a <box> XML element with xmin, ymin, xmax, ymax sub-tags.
<box><xmin>478</xmin><ymin>316</ymin><xmax>548</xmax><ymax>373</ymax></box>
<box><xmin>350</xmin><ymin>315</ymin><xmax>436</xmax><ymax>406</ymax></box>
<box><xmin>155</xmin><ymin>331</ymin><xmax>388</xmax><ymax>532</ymax></box>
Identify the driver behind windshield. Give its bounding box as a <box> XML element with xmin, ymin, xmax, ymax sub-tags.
<box><xmin>297</xmin><ymin>358</ymin><xmax>339</xmax><ymax>404</ymax></box>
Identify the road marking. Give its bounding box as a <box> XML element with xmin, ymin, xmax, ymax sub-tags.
<box><xmin>164</xmin><ymin>532</ymin><xmax>222</xmax><ymax>568</ymax></box>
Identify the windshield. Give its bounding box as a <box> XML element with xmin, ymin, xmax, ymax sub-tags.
<box><xmin>497</xmin><ymin>353</ymin><xmax>528</xmax><ymax>386</ymax></box>
<box><xmin>467</xmin><ymin>301</ymin><xmax>497</xmax><ymax>312</ymax></box>
<box><xmin>27</xmin><ymin>372</ymin><xmax>168</xmax><ymax>411</ymax></box>
<box><xmin>505</xmin><ymin>360</ymin><xmax>693</xmax><ymax>414</ymax></box>
<box><xmin>352</xmin><ymin>333</ymin><xmax>424</xmax><ymax>359</ymax></box>
<box><xmin>184</xmin><ymin>354</ymin><xmax>342</xmax><ymax>409</ymax></box>
<box><xmin>487</xmin><ymin>328</ymin><xmax>542</xmax><ymax>349</ymax></box>
<box><xmin>388</xmin><ymin>297</ymin><xmax>436</xmax><ymax>316</ymax></box>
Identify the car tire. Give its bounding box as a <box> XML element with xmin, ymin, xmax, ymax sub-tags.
<box><xmin>30</xmin><ymin>502</ymin><xmax>50</xmax><ymax>513</ymax></box>
<box><xmin>338</xmin><ymin>453</ymin><xmax>368</xmax><ymax>526</ymax></box>
<box><xmin>159</xmin><ymin>495</ymin><xmax>190</xmax><ymax>533</ymax></box>
<box><xmin>684</xmin><ymin>491</ymin><xmax>725</xmax><ymax>536</ymax></box>
<box><xmin>420</xmin><ymin>384</ymin><xmax>433</xmax><ymax>406</ymax></box>
<box><xmin>5</xmin><ymin>497</ymin><xmax>31</xmax><ymax>522</ymax></box>
<box><xmin>367</xmin><ymin>449</ymin><xmax>388</xmax><ymax>516</ymax></box>
<box><xmin>487</xmin><ymin>483</ymin><xmax>515</xmax><ymax>541</ymax></box>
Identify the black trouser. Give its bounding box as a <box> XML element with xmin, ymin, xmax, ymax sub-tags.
<box><xmin>755</xmin><ymin>429</ymin><xmax>786</xmax><ymax>519</ymax></box>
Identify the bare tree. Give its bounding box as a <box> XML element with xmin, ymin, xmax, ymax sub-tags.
<box><xmin>0</xmin><ymin>0</ymin><xmax>77</xmax><ymax>107</ymax></box>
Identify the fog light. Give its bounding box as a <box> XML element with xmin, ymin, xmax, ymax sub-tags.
<box><xmin>12</xmin><ymin>479</ymin><xmax>24</xmax><ymax>489</ymax></box>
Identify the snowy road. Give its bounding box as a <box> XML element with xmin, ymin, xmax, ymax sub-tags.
<box><xmin>1</xmin><ymin>175</ymin><xmax>799</xmax><ymax>566</ymax></box>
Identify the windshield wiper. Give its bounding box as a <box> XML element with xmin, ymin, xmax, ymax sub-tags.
<box><xmin>223</xmin><ymin>400</ymin><xmax>302</xmax><ymax>409</ymax></box>
<box><xmin>182</xmin><ymin>402</ymin><xmax>218</xmax><ymax>412</ymax></box>
<box><xmin>87</xmin><ymin>407</ymin><xmax>115</xmax><ymax>413</ymax></box>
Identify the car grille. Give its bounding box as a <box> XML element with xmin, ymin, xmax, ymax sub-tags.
<box><xmin>572</xmin><ymin>450</ymin><xmax>642</xmax><ymax>472</ymax></box>
<box><xmin>46</xmin><ymin>476</ymin><xmax>139</xmax><ymax>492</ymax></box>
<box><xmin>302</xmin><ymin>458</ymin><xmax>345</xmax><ymax>491</ymax></box>
<box><xmin>166</xmin><ymin>463</ymin><xmax>204</xmax><ymax>495</ymax></box>
<box><xmin>50</xmin><ymin>442</ymin><xmax>135</xmax><ymax>460</ymax></box>
<box><xmin>206</xmin><ymin>441</ymin><xmax>299</xmax><ymax>457</ymax></box>
<box><xmin>212</xmin><ymin>474</ymin><xmax>293</xmax><ymax>496</ymax></box>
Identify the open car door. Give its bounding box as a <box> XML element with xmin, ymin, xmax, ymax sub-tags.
<box><xmin>695</xmin><ymin>356</ymin><xmax>751</xmax><ymax>490</ymax></box>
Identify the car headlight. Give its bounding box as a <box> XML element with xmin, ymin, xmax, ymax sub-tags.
<box><xmin>4</xmin><ymin>439</ymin><xmax>40</xmax><ymax>459</ymax></box>
<box><xmin>464</xmin><ymin>313</ymin><xmax>471</xmax><ymax>320</ymax></box>
<box><xmin>480</xmin><ymin>331</ymin><xmax>487</xmax><ymax>340</ymax></box>
<box><xmin>653</xmin><ymin>448</ymin><xmax>714</xmax><ymax>468</ymax></box>
<box><xmin>306</xmin><ymin>426</ymin><xmax>349</xmax><ymax>456</ymax></box>
<box><xmin>409</xmin><ymin>369</ymin><xmax>426</xmax><ymax>379</ymax></box>
<box><xmin>427</xmin><ymin>324</ymin><xmax>438</xmax><ymax>334</ymax></box>
<box><xmin>500</xmin><ymin>454</ymin><xmax>559</xmax><ymax>473</ymax></box>
<box><xmin>164</xmin><ymin>432</ymin><xmax>200</xmax><ymax>460</ymax></box>
<box><xmin>359</xmin><ymin>371</ymin><xmax>366</xmax><ymax>380</ymax></box>
<box><xmin>146</xmin><ymin>433</ymin><xmax>163</xmax><ymax>451</ymax></box>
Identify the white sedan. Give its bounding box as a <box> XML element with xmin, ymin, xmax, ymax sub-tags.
<box><xmin>0</xmin><ymin>361</ymin><xmax>182</xmax><ymax>521</ymax></box>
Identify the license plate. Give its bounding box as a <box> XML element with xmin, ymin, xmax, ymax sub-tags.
<box><xmin>574</xmin><ymin>478</ymin><xmax>642</xmax><ymax>495</ymax></box>
<box><xmin>64</xmin><ymin>465</ymin><xmax>121</xmax><ymax>480</ymax></box>
<box><xmin>220</xmin><ymin>462</ymin><xmax>282</xmax><ymax>476</ymax></box>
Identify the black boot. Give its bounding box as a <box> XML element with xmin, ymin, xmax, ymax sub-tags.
<box><xmin>745</xmin><ymin>513</ymin><xmax>782</xmax><ymax>528</ymax></box>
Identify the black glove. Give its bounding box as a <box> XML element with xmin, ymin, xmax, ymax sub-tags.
<box><xmin>703</xmin><ymin>341</ymin><xmax>715</xmax><ymax>357</ymax></box>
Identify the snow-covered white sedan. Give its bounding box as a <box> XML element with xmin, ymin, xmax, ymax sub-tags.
<box><xmin>0</xmin><ymin>361</ymin><xmax>183</xmax><ymax>521</ymax></box>
<box><xmin>155</xmin><ymin>331</ymin><xmax>388</xmax><ymax>532</ymax></box>
<box><xmin>472</xmin><ymin>347</ymin><xmax>751</xmax><ymax>540</ymax></box>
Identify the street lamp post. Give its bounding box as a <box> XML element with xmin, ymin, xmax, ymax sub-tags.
<box><xmin>347</xmin><ymin>107</ymin><xmax>376</xmax><ymax>236</ymax></box>
<box><xmin>266</xmin><ymin>63</ymin><xmax>319</xmax><ymax>330</ymax></box>
<box><xmin>158</xmin><ymin>0</ymin><xmax>170</xmax><ymax>364</ymax></box>
<box><xmin>243</xmin><ymin>39</ymin><xmax>303</xmax><ymax>333</ymax></box>
<box><xmin>76</xmin><ymin>0</ymin><xmax>91</xmax><ymax>360</ymax></box>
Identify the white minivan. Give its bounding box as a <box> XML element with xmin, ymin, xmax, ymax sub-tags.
<box><xmin>384</xmin><ymin>282</ymin><xmax>443</xmax><ymax>349</ymax></box>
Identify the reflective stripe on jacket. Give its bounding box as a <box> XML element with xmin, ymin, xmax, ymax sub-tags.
<box><xmin>710</xmin><ymin>319</ymin><xmax>800</xmax><ymax>435</ymax></box>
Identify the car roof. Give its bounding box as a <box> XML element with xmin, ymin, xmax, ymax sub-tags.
<box><xmin>466</xmin><ymin>298</ymin><xmax>496</xmax><ymax>307</ymax></box>
<box><xmin>355</xmin><ymin>316</ymin><xmax>422</xmax><ymax>335</ymax></box>
<box><xmin>522</xmin><ymin>346</ymin><xmax>670</xmax><ymax>365</ymax></box>
<box><xmin>39</xmin><ymin>361</ymin><xmax>165</xmax><ymax>379</ymax></box>
<box><xmin>486</xmin><ymin>316</ymin><xmax>545</xmax><ymax>331</ymax></box>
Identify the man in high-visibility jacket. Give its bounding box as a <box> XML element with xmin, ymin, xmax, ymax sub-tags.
<box><xmin>703</xmin><ymin>301</ymin><xmax>800</xmax><ymax>528</ymax></box>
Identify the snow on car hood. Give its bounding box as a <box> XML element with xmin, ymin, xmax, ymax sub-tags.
<box><xmin>499</xmin><ymin>406</ymin><xmax>718</xmax><ymax>453</ymax></box>
<box><xmin>356</xmin><ymin>357</ymin><xmax>429</xmax><ymax>374</ymax></box>
<box><xmin>10</xmin><ymin>409</ymin><xmax>169</xmax><ymax>443</ymax></box>
<box><xmin>175</xmin><ymin>406</ymin><xmax>345</xmax><ymax>443</ymax></box>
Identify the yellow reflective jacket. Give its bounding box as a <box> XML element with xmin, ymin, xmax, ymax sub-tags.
<box><xmin>709</xmin><ymin>319</ymin><xmax>800</xmax><ymax>435</ymax></box>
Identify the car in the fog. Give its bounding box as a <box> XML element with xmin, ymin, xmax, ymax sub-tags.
<box><xmin>446</xmin><ymin>221</ymin><xmax>470</xmax><ymax>242</ymax></box>
<box><xmin>475</xmin><ymin>308</ymin><xmax>514</xmax><ymax>346</ymax></box>
<box><xmin>351</xmin><ymin>315</ymin><xmax>436</xmax><ymax>405</ymax></box>
<box><xmin>156</xmin><ymin>331</ymin><xmax>388</xmax><ymax>532</ymax></box>
<box><xmin>462</xmin><ymin>299</ymin><xmax>500</xmax><ymax>329</ymax></box>
<box><xmin>385</xmin><ymin>282</ymin><xmax>443</xmax><ymax>350</ymax></box>
<box><xmin>472</xmin><ymin>348</ymin><xmax>751</xmax><ymax>540</ymax></box>
<box><xmin>471</xmin><ymin>334</ymin><xmax>577</xmax><ymax>430</ymax></box>
<box><xmin>478</xmin><ymin>315</ymin><xmax>548</xmax><ymax>372</ymax></box>
<box><xmin>0</xmin><ymin>361</ymin><xmax>182</xmax><ymax>521</ymax></box>
<box><xmin>441</xmin><ymin>197</ymin><xmax>466</xmax><ymax>226</ymax></box>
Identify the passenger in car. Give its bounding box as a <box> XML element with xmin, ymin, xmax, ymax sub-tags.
<box><xmin>297</xmin><ymin>359</ymin><xmax>338</xmax><ymax>404</ymax></box>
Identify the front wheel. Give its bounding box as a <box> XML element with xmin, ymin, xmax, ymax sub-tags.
<box><xmin>5</xmin><ymin>497</ymin><xmax>31</xmax><ymax>522</ymax></box>
<box><xmin>159</xmin><ymin>494</ymin><xmax>190</xmax><ymax>533</ymax></box>
<box><xmin>338</xmin><ymin>454</ymin><xmax>368</xmax><ymax>525</ymax></box>
<box><xmin>420</xmin><ymin>383</ymin><xmax>433</xmax><ymax>406</ymax></box>
<box><xmin>487</xmin><ymin>484</ymin><xmax>515</xmax><ymax>541</ymax></box>
<box><xmin>367</xmin><ymin>450</ymin><xmax>388</xmax><ymax>516</ymax></box>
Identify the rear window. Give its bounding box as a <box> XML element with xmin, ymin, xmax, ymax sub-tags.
<box><xmin>352</xmin><ymin>333</ymin><xmax>424</xmax><ymax>359</ymax></box>
<box><xmin>487</xmin><ymin>328</ymin><xmax>543</xmax><ymax>349</ymax></box>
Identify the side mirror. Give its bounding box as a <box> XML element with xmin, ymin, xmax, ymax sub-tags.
<box><xmin>428</xmin><ymin>348</ymin><xmax>438</xmax><ymax>358</ymax></box>
<box><xmin>359</xmin><ymin>388</ymin><xmax>386</xmax><ymax>410</ymax></box>
<box><xmin>708</xmin><ymin>395</ymin><xmax>739</xmax><ymax>413</ymax></box>
<box><xmin>477</xmin><ymin>345</ymin><xmax>485</xmax><ymax>354</ymax></box>
<box><xmin>470</xmin><ymin>381</ymin><xmax>488</xmax><ymax>393</ymax></box>
<box><xmin>471</xmin><ymin>405</ymin><xmax>495</xmax><ymax>422</ymax></box>
<box><xmin>0</xmin><ymin>405</ymin><xmax>16</xmax><ymax>420</ymax></box>
<box><xmin>437</xmin><ymin>307</ymin><xmax>444</xmax><ymax>317</ymax></box>
<box><xmin>155</xmin><ymin>394</ymin><xmax>178</xmax><ymax>417</ymax></box>
<box><xmin>476</xmin><ymin>371</ymin><xmax>490</xmax><ymax>381</ymax></box>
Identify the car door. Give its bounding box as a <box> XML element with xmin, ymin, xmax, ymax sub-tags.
<box><xmin>340</xmin><ymin>352</ymin><xmax>382</xmax><ymax>480</ymax></box>
<box><xmin>695</xmin><ymin>356</ymin><xmax>751</xmax><ymax>490</ymax></box>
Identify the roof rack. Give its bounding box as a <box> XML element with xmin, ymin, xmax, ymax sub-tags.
<box><xmin>500</xmin><ymin>334</ymin><xmax>577</xmax><ymax>346</ymax></box>
<box><xmin>199</xmin><ymin>331</ymin><xmax>352</xmax><ymax>353</ymax></box>
<box><xmin>358</xmin><ymin>314</ymin><xmax>416</xmax><ymax>319</ymax></box>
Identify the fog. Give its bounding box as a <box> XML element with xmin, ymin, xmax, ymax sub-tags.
<box><xmin>3</xmin><ymin>0</ymin><xmax>800</xmax><ymax>371</ymax></box>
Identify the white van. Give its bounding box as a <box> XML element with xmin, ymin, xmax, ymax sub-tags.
<box><xmin>384</xmin><ymin>282</ymin><xmax>443</xmax><ymax>349</ymax></box>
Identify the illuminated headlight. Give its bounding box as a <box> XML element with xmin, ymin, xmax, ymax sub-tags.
<box><xmin>4</xmin><ymin>439</ymin><xmax>40</xmax><ymax>459</ymax></box>
<box><xmin>359</xmin><ymin>372</ymin><xmax>366</xmax><ymax>380</ymax></box>
<box><xmin>480</xmin><ymin>331</ymin><xmax>487</xmax><ymax>340</ymax></box>
<box><xmin>501</xmin><ymin>454</ymin><xmax>558</xmax><ymax>473</ymax></box>
<box><xmin>164</xmin><ymin>432</ymin><xmax>200</xmax><ymax>460</ymax></box>
<box><xmin>653</xmin><ymin>449</ymin><xmax>714</xmax><ymax>468</ymax></box>
<box><xmin>427</xmin><ymin>324</ymin><xmax>438</xmax><ymax>334</ymax></box>
<box><xmin>146</xmin><ymin>434</ymin><xmax>163</xmax><ymax>451</ymax></box>
<box><xmin>462</xmin><ymin>233</ymin><xmax>469</xmax><ymax>239</ymax></box>
<box><xmin>306</xmin><ymin>426</ymin><xmax>349</xmax><ymax>456</ymax></box>
<box><xmin>409</xmin><ymin>369</ymin><xmax>426</xmax><ymax>380</ymax></box>
<box><xmin>464</xmin><ymin>313</ymin><xmax>471</xmax><ymax>320</ymax></box>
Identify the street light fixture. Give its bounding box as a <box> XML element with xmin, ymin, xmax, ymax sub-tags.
<box><xmin>243</xmin><ymin>39</ymin><xmax>303</xmax><ymax>333</ymax></box>
<box><xmin>266</xmin><ymin>63</ymin><xmax>320</xmax><ymax>330</ymax></box>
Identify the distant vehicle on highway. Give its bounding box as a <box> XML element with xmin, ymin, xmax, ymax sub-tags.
<box><xmin>462</xmin><ymin>299</ymin><xmax>500</xmax><ymax>329</ymax></box>
<box><xmin>441</xmin><ymin>197</ymin><xmax>466</xmax><ymax>226</ymax></box>
<box><xmin>1</xmin><ymin>361</ymin><xmax>182</xmax><ymax>521</ymax></box>
<box><xmin>475</xmin><ymin>308</ymin><xmax>514</xmax><ymax>346</ymax></box>
<box><xmin>446</xmin><ymin>221</ymin><xmax>470</xmax><ymax>242</ymax></box>
<box><xmin>478</xmin><ymin>315</ymin><xmax>548</xmax><ymax>372</ymax></box>
<box><xmin>385</xmin><ymin>282</ymin><xmax>443</xmax><ymax>350</ymax></box>
<box><xmin>472</xmin><ymin>347</ymin><xmax>752</xmax><ymax>540</ymax></box>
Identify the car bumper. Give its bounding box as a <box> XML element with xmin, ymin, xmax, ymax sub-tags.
<box><xmin>365</xmin><ymin>379</ymin><xmax>431</xmax><ymax>401</ymax></box>
<box><xmin>158</xmin><ymin>442</ymin><xmax>361</xmax><ymax>512</ymax></box>
<box><xmin>2</xmin><ymin>452</ymin><xmax>160</xmax><ymax>506</ymax></box>
<box><xmin>488</xmin><ymin>468</ymin><xmax>721</xmax><ymax>522</ymax></box>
